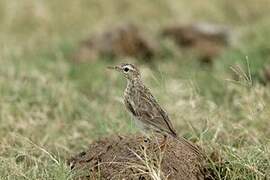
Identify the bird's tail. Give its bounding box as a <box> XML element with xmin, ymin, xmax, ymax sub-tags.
<box><xmin>174</xmin><ymin>135</ymin><xmax>205</xmax><ymax>159</ymax></box>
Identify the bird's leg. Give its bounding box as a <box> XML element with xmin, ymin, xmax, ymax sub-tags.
<box><xmin>159</xmin><ymin>134</ymin><xmax>168</xmax><ymax>151</ymax></box>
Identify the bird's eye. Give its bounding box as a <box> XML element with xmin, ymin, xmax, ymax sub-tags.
<box><xmin>124</xmin><ymin>67</ymin><xmax>129</xmax><ymax>72</ymax></box>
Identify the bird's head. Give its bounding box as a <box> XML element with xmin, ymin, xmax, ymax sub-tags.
<box><xmin>107</xmin><ymin>63</ymin><xmax>141</xmax><ymax>80</ymax></box>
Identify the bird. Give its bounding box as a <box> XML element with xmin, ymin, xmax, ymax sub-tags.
<box><xmin>107</xmin><ymin>63</ymin><xmax>202</xmax><ymax>155</ymax></box>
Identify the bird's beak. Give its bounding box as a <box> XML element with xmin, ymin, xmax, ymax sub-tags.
<box><xmin>107</xmin><ymin>66</ymin><xmax>115</xmax><ymax>70</ymax></box>
<box><xmin>107</xmin><ymin>65</ymin><xmax>121</xmax><ymax>71</ymax></box>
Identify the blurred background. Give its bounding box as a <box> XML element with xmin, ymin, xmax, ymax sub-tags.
<box><xmin>0</xmin><ymin>0</ymin><xmax>270</xmax><ymax>179</ymax></box>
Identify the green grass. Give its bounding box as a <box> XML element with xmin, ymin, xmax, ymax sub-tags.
<box><xmin>0</xmin><ymin>0</ymin><xmax>270</xmax><ymax>179</ymax></box>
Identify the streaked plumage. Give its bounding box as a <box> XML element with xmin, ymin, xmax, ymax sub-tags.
<box><xmin>124</xmin><ymin>78</ymin><xmax>177</xmax><ymax>137</ymax></box>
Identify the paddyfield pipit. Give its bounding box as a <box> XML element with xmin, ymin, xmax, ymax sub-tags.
<box><xmin>108</xmin><ymin>63</ymin><xmax>201</xmax><ymax>154</ymax></box>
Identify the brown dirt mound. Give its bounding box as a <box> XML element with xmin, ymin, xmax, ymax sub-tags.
<box><xmin>72</xmin><ymin>23</ymin><xmax>157</xmax><ymax>63</ymax></box>
<box><xmin>262</xmin><ymin>65</ymin><xmax>270</xmax><ymax>84</ymax></box>
<box><xmin>162</xmin><ymin>23</ymin><xmax>231</xmax><ymax>65</ymax></box>
<box><xmin>68</xmin><ymin>135</ymin><xmax>209</xmax><ymax>180</ymax></box>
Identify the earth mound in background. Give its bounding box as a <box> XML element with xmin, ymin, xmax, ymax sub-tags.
<box><xmin>68</xmin><ymin>135</ymin><xmax>209</xmax><ymax>180</ymax></box>
<box><xmin>162</xmin><ymin>22</ymin><xmax>232</xmax><ymax>64</ymax></box>
<box><xmin>72</xmin><ymin>23</ymin><xmax>157</xmax><ymax>63</ymax></box>
<box><xmin>262</xmin><ymin>64</ymin><xmax>270</xmax><ymax>84</ymax></box>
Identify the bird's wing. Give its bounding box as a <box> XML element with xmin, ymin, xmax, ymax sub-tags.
<box><xmin>136</xmin><ymin>87</ymin><xmax>177</xmax><ymax>137</ymax></box>
<box><xmin>124</xmin><ymin>98</ymin><xmax>136</xmax><ymax>116</ymax></box>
